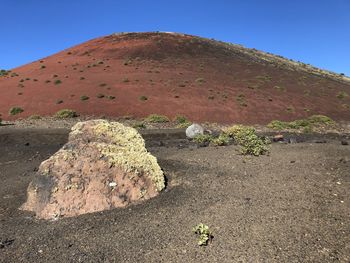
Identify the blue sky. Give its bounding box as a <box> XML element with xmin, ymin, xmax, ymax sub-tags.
<box><xmin>1</xmin><ymin>0</ymin><xmax>349</xmax><ymax>75</ymax></box>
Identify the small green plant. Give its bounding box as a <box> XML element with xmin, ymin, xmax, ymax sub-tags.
<box><xmin>96</xmin><ymin>93</ymin><xmax>105</xmax><ymax>98</ymax></box>
<box><xmin>236</xmin><ymin>94</ymin><xmax>247</xmax><ymax>107</ymax></box>
<box><xmin>56</xmin><ymin>99</ymin><xmax>63</xmax><ymax>104</ymax></box>
<box><xmin>174</xmin><ymin>115</ymin><xmax>192</xmax><ymax>128</ymax></box>
<box><xmin>106</xmin><ymin>95</ymin><xmax>115</xmax><ymax>100</ymax></box>
<box><xmin>80</xmin><ymin>95</ymin><xmax>89</xmax><ymax>101</ymax></box>
<box><xmin>145</xmin><ymin>114</ymin><xmax>170</xmax><ymax>123</ymax></box>
<box><xmin>28</xmin><ymin>114</ymin><xmax>42</xmax><ymax>120</ymax></box>
<box><xmin>132</xmin><ymin>122</ymin><xmax>146</xmax><ymax>129</ymax></box>
<box><xmin>54</xmin><ymin>109</ymin><xmax>77</xmax><ymax>119</ymax></box>
<box><xmin>337</xmin><ymin>91</ymin><xmax>348</xmax><ymax>99</ymax></box>
<box><xmin>211</xmin><ymin>133</ymin><xmax>230</xmax><ymax>146</ymax></box>
<box><xmin>0</xmin><ymin>69</ymin><xmax>10</xmax><ymax>76</ymax></box>
<box><xmin>9</xmin><ymin>107</ymin><xmax>24</xmax><ymax>115</ymax></box>
<box><xmin>195</xmin><ymin>78</ymin><xmax>205</xmax><ymax>84</ymax></box>
<box><xmin>139</xmin><ymin>95</ymin><xmax>148</xmax><ymax>101</ymax></box>
<box><xmin>224</xmin><ymin>125</ymin><xmax>269</xmax><ymax>156</ymax></box>
<box><xmin>267</xmin><ymin>115</ymin><xmax>335</xmax><ymax>132</ymax></box>
<box><xmin>274</xmin><ymin>85</ymin><xmax>286</xmax><ymax>92</ymax></box>
<box><xmin>192</xmin><ymin>223</ymin><xmax>212</xmax><ymax>246</ymax></box>
<box><xmin>286</xmin><ymin>106</ymin><xmax>295</xmax><ymax>113</ymax></box>
<box><xmin>193</xmin><ymin>134</ymin><xmax>213</xmax><ymax>144</ymax></box>
<box><xmin>54</xmin><ymin>79</ymin><xmax>62</xmax><ymax>85</ymax></box>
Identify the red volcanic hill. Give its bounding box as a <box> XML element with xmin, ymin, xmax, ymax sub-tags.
<box><xmin>1</xmin><ymin>32</ymin><xmax>349</xmax><ymax>124</ymax></box>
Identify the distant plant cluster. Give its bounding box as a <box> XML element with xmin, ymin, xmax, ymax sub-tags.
<box><xmin>54</xmin><ymin>109</ymin><xmax>77</xmax><ymax>119</ymax></box>
<box><xmin>0</xmin><ymin>69</ymin><xmax>10</xmax><ymax>77</ymax></box>
<box><xmin>267</xmin><ymin>115</ymin><xmax>335</xmax><ymax>133</ymax></box>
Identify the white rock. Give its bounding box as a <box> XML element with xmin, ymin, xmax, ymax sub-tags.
<box><xmin>186</xmin><ymin>123</ymin><xmax>204</xmax><ymax>139</ymax></box>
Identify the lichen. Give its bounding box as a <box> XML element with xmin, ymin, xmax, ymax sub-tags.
<box><xmin>70</xmin><ymin>120</ymin><xmax>165</xmax><ymax>191</ymax></box>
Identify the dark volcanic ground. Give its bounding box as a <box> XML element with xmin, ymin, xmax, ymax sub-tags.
<box><xmin>0</xmin><ymin>129</ymin><xmax>349</xmax><ymax>262</ymax></box>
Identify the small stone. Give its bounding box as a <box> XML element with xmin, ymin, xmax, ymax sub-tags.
<box><xmin>288</xmin><ymin>137</ymin><xmax>298</xmax><ymax>144</ymax></box>
<box><xmin>341</xmin><ymin>140</ymin><xmax>349</xmax><ymax>146</ymax></box>
<box><xmin>273</xmin><ymin>134</ymin><xmax>284</xmax><ymax>142</ymax></box>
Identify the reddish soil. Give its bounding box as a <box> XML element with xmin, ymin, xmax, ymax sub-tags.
<box><xmin>0</xmin><ymin>32</ymin><xmax>349</xmax><ymax>123</ymax></box>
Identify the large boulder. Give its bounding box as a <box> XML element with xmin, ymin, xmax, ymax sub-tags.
<box><xmin>185</xmin><ymin>123</ymin><xmax>204</xmax><ymax>139</ymax></box>
<box><xmin>21</xmin><ymin>120</ymin><xmax>165</xmax><ymax>219</ymax></box>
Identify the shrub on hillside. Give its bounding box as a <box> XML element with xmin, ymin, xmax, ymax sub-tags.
<box><xmin>174</xmin><ymin>115</ymin><xmax>191</xmax><ymax>128</ymax></box>
<box><xmin>54</xmin><ymin>109</ymin><xmax>77</xmax><ymax>119</ymax></box>
<box><xmin>145</xmin><ymin>114</ymin><xmax>169</xmax><ymax>123</ymax></box>
<box><xmin>267</xmin><ymin>115</ymin><xmax>335</xmax><ymax>132</ymax></box>
<box><xmin>9</xmin><ymin>107</ymin><xmax>24</xmax><ymax>116</ymax></box>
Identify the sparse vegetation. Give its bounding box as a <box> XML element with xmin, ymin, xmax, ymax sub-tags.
<box><xmin>274</xmin><ymin>85</ymin><xmax>286</xmax><ymax>92</ymax></box>
<box><xmin>28</xmin><ymin>114</ymin><xmax>42</xmax><ymax>120</ymax></box>
<box><xmin>211</xmin><ymin>133</ymin><xmax>230</xmax><ymax>146</ymax></box>
<box><xmin>0</xmin><ymin>69</ymin><xmax>10</xmax><ymax>77</ymax></box>
<box><xmin>224</xmin><ymin>125</ymin><xmax>269</xmax><ymax>156</ymax></box>
<box><xmin>106</xmin><ymin>95</ymin><xmax>115</xmax><ymax>100</ymax></box>
<box><xmin>80</xmin><ymin>95</ymin><xmax>89</xmax><ymax>101</ymax></box>
<box><xmin>96</xmin><ymin>93</ymin><xmax>105</xmax><ymax>98</ymax></box>
<box><xmin>174</xmin><ymin>115</ymin><xmax>191</xmax><ymax>128</ymax></box>
<box><xmin>56</xmin><ymin>99</ymin><xmax>63</xmax><ymax>104</ymax></box>
<box><xmin>54</xmin><ymin>109</ymin><xmax>77</xmax><ymax>119</ymax></box>
<box><xmin>337</xmin><ymin>91</ymin><xmax>348</xmax><ymax>99</ymax></box>
<box><xmin>139</xmin><ymin>95</ymin><xmax>148</xmax><ymax>101</ymax></box>
<box><xmin>132</xmin><ymin>122</ymin><xmax>146</xmax><ymax>129</ymax></box>
<box><xmin>122</xmin><ymin>78</ymin><xmax>130</xmax><ymax>83</ymax></box>
<box><xmin>54</xmin><ymin>79</ymin><xmax>62</xmax><ymax>85</ymax></box>
<box><xmin>9</xmin><ymin>107</ymin><xmax>24</xmax><ymax>116</ymax></box>
<box><xmin>195</xmin><ymin>78</ymin><xmax>206</xmax><ymax>84</ymax></box>
<box><xmin>193</xmin><ymin>134</ymin><xmax>213</xmax><ymax>144</ymax></box>
<box><xmin>192</xmin><ymin>223</ymin><xmax>212</xmax><ymax>246</ymax></box>
<box><xmin>99</xmin><ymin>83</ymin><xmax>107</xmax><ymax>87</ymax></box>
<box><xmin>145</xmin><ymin>114</ymin><xmax>170</xmax><ymax>123</ymax></box>
<box><xmin>236</xmin><ymin>94</ymin><xmax>247</xmax><ymax>107</ymax></box>
<box><xmin>267</xmin><ymin>115</ymin><xmax>335</xmax><ymax>132</ymax></box>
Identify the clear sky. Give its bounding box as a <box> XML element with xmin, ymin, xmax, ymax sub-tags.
<box><xmin>1</xmin><ymin>0</ymin><xmax>349</xmax><ymax>75</ymax></box>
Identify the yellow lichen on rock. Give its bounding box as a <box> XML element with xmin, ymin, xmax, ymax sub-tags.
<box><xmin>71</xmin><ymin>120</ymin><xmax>165</xmax><ymax>191</ymax></box>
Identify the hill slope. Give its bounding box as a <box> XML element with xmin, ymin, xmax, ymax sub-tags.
<box><xmin>1</xmin><ymin>32</ymin><xmax>349</xmax><ymax>124</ymax></box>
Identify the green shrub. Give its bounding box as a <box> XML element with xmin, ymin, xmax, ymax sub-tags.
<box><xmin>337</xmin><ymin>91</ymin><xmax>348</xmax><ymax>99</ymax></box>
<box><xmin>54</xmin><ymin>79</ymin><xmax>62</xmax><ymax>85</ymax></box>
<box><xmin>139</xmin><ymin>95</ymin><xmax>148</xmax><ymax>101</ymax></box>
<box><xmin>192</xmin><ymin>223</ymin><xmax>212</xmax><ymax>246</ymax></box>
<box><xmin>145</xmin><ymin>114</ymin><xmax>169</xmax><ymax>123</ymax></box>
<box><xmin>80</xmin><ymin>95</ymin><xmax>89</xmax><ymax>101</ymax></box>
<box><xmin>0</xmin><ymin>69</ymin><xmax>10</xmax><ymax>76</ymax></box>
<box><xmin>267</xmin><ymin>115</ymin><xmax>334</xmax><ymax>132</ymax></box>
<box><xmin>174</xmin><ymin>115</ymin><xmax>191</xmax><ymax>128</ymax></box>
<box><xmin>96</xmin><ymin>93</ymin><xmax>105</xmax><ymax>98</ymax></box>
<box><xmin>132</xmin><ymin>122</ymin><xmax>146</xmax><ymax>129</ymax></box>
<box><xmin>225</xmin><ymin>125</ymin><xmax>269</xmax><ymax>156</ymax></box>
<box><xmin>9</xmin><ymin>107</ymin><xmax>24</xmax><ymax>115</ymax></box>
<box><xmin>211</xmin><ymin>133</ymin><xmax>230</xmax><ymax>146</ymax></box>
<box><xmin>54</xmin><ymin>109</ymin><xmax>77</xmax><ymax>119</ymax></box>
<box><xmin>193</xmin><ymin>134</ymin><xmax>213</xmax><ymax>144</ymax></box>
<box><xmin>106</xmin><ymin>95</ymin><xmax>115</xmax><ymax>100</ymax></box>
<box><xmin>195</xmin><ymin>78</ymin><xmax>205</xmax><ymax>84</ymax></box>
